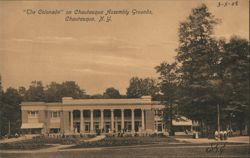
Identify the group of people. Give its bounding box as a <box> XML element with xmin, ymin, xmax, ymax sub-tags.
<box><xmin>214</xmin><ymin>130</ymin><xmax>233</xmax><ymax>140</ymax></box>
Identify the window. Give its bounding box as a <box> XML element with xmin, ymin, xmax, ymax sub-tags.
<box><xmin>28</xmin><ymin>111</ymin><xmax>38</xmax><ymax>118</ymax></box>
<box><xmin>51</xmin><ymin>111</ymin><xmax>60</xmax><ymax>118</ymax></box>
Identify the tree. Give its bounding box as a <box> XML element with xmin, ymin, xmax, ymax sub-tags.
<box><xmin>18</xmin><ymin>86</ymin><xmax>27</xmax><ymax>101</ymax></box>
<box><xmin>0</xmin><ymin>75</ymin><xmax>5</xmax><ymax>135</ymax></box>
<box><xmin>25</xmin><ymin>81</ymin><xmax>45</xmax><ymax>101</ymax></box>
<box><xmin>172</xmin><ymin>4</ymin><xmax>249</xmax><ymax>136</ymax></box>
<box><xmin>45</xmin><ymin>81</ymin><xmax>86</xmax><ymax>102</ymax></box>
<box><xmin>175</xmin><ymin>4</ymin><xmax>222</xmax><ymax>133</ymax></box>
<box><xmin>126</xmin><ymin>77</ymin><xmax>159</xmax><ymax>98</ymax></box>
<box><xmin>220</xmin><ymin>36</ymin><xmax>249</xmax><ymax>134</ymax></box>
<box><xmin>60</xmin><ymin>81</ymin><xmax>86</xmax><ymax>99</ymax></box>
<box><xmin>44</xmin><ymin>82</ymin><xmax>63</xmax><ymax>102</ymax></box>
<box><xmin>155</xmin><ymin>62</ymin><xmax>180</xmax><ymax>135</ymax></box>
<box><xmin>0</xmin><ymin>87</ymin><xmax>22</xmax><ymax>136</ymax></box>
<box><xmin>103</xmin><ymin>87</ymin><xmax>121</xmax><ymax>98</ymax></box>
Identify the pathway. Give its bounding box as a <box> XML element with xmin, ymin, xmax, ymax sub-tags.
<box><xmin>176</xmin><ymin>136</ymin><xmax>249</xmax><ymax>144</ymax></box>
<box><xmin>83</xmin><ymin>135</ymin><xmax>106</xmax><ymax>142</ymax></box>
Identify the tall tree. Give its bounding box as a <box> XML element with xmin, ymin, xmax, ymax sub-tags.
<box><xmin>175</xmin><ymin>4</ymin><xmax>222</xmax><ymax>132</ymax></box>
<box><xmin>103</xmin><ymin>87</ymin><xmax>121</xmax><ymax>98</ymax></box>
<box><xmin>220</xmin><ymin>36</ymin><xmax>249</xmax><ymax>134</ymax></box>
<box><xmin>126</xmin><ymin>77</ymin><xmax>159</xmax><ymax>98</ymax></box>
<box><xmin>155</xmin><ymin>62</ymin><xmax>180</xmax><ymax>135</ymax></box>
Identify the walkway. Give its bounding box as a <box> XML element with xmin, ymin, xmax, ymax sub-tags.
<box><xmin>83</xmin><ymin>135</ymin><xmax>106</xmax><ymax>142</ymax></box>
<box><xmin>176</xmin><ymin>136</ymin><xmax>249</xmax><ymax>144</ymax></box>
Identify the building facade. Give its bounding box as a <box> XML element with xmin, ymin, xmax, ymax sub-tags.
<box><xmin>21</xmin><ymin>96</ymin><xmax>166</xmax><ymax>135</ymax></box>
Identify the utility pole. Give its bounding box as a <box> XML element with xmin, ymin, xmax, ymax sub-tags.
<box><xmin>217</xmin><ymin>104</ymin><xmax>220</xmax><ymax>132</ymax></box>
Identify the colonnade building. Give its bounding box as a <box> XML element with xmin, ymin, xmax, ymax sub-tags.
<box><xmin>21</xmin><ymin>96</ymin><xmax>166</xmax><ymax>134</ymax></box>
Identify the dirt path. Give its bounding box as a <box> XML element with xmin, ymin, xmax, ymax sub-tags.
<box><xmin>176</xmin><ymin>136</ymin><xmax>249</xmax><ymax>144</ymax></box>
<box><xmin>83</xmin><ymin>135</ymin><xmax>105</xmax><ymax>142</ymax></box>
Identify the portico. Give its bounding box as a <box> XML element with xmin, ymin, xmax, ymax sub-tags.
<box><xmin>69</xmin><ymin>109</ymin><xmax>145</xmax><ymax>133</ymax></box>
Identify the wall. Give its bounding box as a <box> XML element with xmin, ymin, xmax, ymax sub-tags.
<box><xmin>145</xmin><ymin>109</ymin><xmax>155</xmax><ymax>133</ymax></box>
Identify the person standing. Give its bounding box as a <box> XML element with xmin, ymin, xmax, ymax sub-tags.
<box><xmin>214</xmin><ymin>130</ymin><xmax>219</xmax><ymax>140</ymax></box>
<box><xmin>223</xmin><ymin>131</ymin><xmax>228</xmax><ymax>140</ymax></box>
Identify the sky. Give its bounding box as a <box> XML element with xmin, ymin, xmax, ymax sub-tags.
<box><xmin>0</xmin><ymin>0</ymin><xmax>249</xmax><ymax>95</ymax></box>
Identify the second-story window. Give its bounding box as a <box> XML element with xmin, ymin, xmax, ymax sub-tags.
<box><xmin>51</xmin><ymin>111</ymin><xmax>60</xmax><ymax>118</ymax></box>
<box><xmin>28</xmin><ymin>111</ymin><xmax>38</xmax><ymax>118</ymax></box>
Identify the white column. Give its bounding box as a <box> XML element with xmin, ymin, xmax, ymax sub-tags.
<box><xmin>141</xmin><ymin>109</ymin><xmax>145</xmax><ymax>131</ymax></box>
<box><xmin>111</xmin><ymin>109</ymin><xmax>114</xmax><ymax>132</ymax></box>
<box><xmin>100</xmin><ymin>110</ymin><xmax>104</xmax><ymax>130</ymax></box>
<box><xmin>70</xmin><ymin>111</ymin><xmax>73</xmax><ymax>132</ymax></box>
<box><xmin>131</xmin><ymin>109</ymin><xmax>135</xmax><ymax>132</ymax></box>
<box><xmin>60</xmin><ymin>111</ymin><xmax>64</xmax><ymax>133</ymax></box>
<box><xmin>80</xmin><ymin>110</ymin><xmax>84</xmax><ymax>133</ymax></box>
<box><xmin>90</xmin><ymin>110</ymin><xmax>94</xmax><ymax>132</ymax></box>
<box><xmin>121</xmin><ymin>109</ymin><xmax>124</xmax><ymax>130</ymax></box>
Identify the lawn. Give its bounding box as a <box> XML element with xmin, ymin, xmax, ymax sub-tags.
<box><xmin>0</xmin><ymin>135</ymin><xmax>177</xmax><ymax>150</ymax></box>
<box><xmin>1</xmin><ymin>144</ymin><xmax>249</xmax><ymax>158</ymax></box>
<box><xmin>0</xmin><ymin>135</ymin><xmax>83</xmax><ymax>150</ymax></box>
<box><xmin>0</xmin><ymin>141</ymin><xmax>52</xmax><ymax>150</ymax></box>
<box><xmin>71</xmin><ymin>135</ymin><xmax>178</xmax><ymax>148</ymax></box>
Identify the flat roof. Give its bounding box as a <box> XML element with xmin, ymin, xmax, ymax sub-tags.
<box><xmin>20</xmin><ymin>96</ymin><xmax>162</xmax><ymax>106</ymax></box>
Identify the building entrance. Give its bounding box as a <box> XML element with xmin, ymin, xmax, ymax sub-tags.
<box><xmin>105</xmin><ymin>122</ymin><xmax>111</xmax><ymax>133</ymax></box>
<box><xmin>74</xmin><ymin>122</ymin><xmax>80</xmax><ymax>133</ymax></box>
<box><xmin>124</xmin><ymin>121</ymin><xmax>132</xmax><ymax>131</ymax></box>
<box><xmin>114</xmin><ymin>121</ymin><xmax>121</xmax><ymax>132</ymax></box>
<box><xmin>135</xmin><ymin>121</ymin><xmax>141</xmax><ymax>132</ymax></box>
<box><xmin>85</xmin><ymin>122</ymin><xmax>90</xmax><ymax>133</ymax></box>
<box><xmin>94</xmin><ymin>122</ymin><xmax>99</xmax><ymax>131</ymax></box>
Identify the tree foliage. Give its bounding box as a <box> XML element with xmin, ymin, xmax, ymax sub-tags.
<box><xmin>219</xmin><ymin>37</ymin><xmax>249</xmax><ymax>133</ymax></box>
<box><xmin>25</xmin><ymin>81</ymin><xmax>45</xmax><ymax>102</ymax></box>
<box><xmin>45</xmin><ymin>81</ymin><xmax>86</xmax><ymax>102</ymax></box>
<box><xmin>103</xmin><ymin>87</ymin><xmax>121</xmax><ymax>99</ymax></box>
<box><xmin>155</xmin><ymin>62</ymin><xmax>180</xmax><ymax>135</ymax></box>
<box><xmin>175</xmin><ymin>4</ymin><xmax>222</xmax><ymax>128</ymax></box>
<box><xmin>155</xmin><ymin>62</ymin><xmax>179</xmax><ymax>103</ymax></box>
<box><xmin>156</xmin><ymin>4</ymin><xmax>249</xmax><ymax>135</ymax></box>
<box><xmin>126</xmin><ymin>77</ymin><xmax>159</xmax><ymax>99</ymax></box>
<box><xmin>0</xmin><ymin>87</ymin><xmax>22</xmax><ymax>135</ymax></box>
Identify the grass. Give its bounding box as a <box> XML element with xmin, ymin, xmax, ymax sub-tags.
<box><xmin>71</xmin><ymin>135</ymin><xmax>178</xmax><ymax>148</ymax></box>
<box><xmin>0</xmin><ymin>141</ymin><xmax>53</xmax><ymax>150</ymax></box>
<box><xmin>0</xmin><ymin>136</ymin><xmax>82</xmax><ymax>150</ymax></box>
<box><xmin>0</xmin><ymin>135</ymin><xmax>177</xmax><ymax>150</ymax></box>
<box><xmin>1</xmin><ymin>144</ymin><xmax>249</xmax><ymax>158</ymax></box>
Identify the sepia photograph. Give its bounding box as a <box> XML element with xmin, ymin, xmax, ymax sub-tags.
<box><xmin>0</xmin><ymin>0</ymin><xmax>249</xmax><ymax>157</ymax></box>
